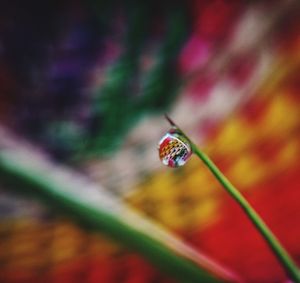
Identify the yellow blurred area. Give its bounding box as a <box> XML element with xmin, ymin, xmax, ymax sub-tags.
<box><xmin>259</xmin><ymin>94</ymin><xmax>299</xmax><ymax>138</ymax></box>
<box><xmin>277</xmin><ymin>137</ymin><xmax>300</xmax><ymax>169</ymax></box>
<box><xmin>0</xmin><ymin>218</ymin><xmax>123</xmax><ymax>271</ymax></box>
<box><xmin>145</xmin><ymin>172</ymin><xmax>178</xmax><ymax>203</ymax></box>
<box><xmin>127</xmin><ymin>158</ymin><xmax>222</xmax><ymax>231</ymax></box>
<box><xmin>52</xmin><ymin>223</ymin><xmax>85</xmax><ymax>263</ymax></box>
<box><xmin>183</xmin><ymin>167</ymin><xmax>218</xmax><ymax>199</ymax></box>
<box><xmin>227</xmin><ymin>155</ymin><xmax>267</xmax><ymax>190</ymax></box>
<box><xmin>210</xmin><ymin>118</ymin><xmax>256</xmax><ymax>156</ymax></box>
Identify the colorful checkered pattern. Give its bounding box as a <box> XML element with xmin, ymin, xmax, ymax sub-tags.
<box><xmin>158</xmin><ymin>131</ymin><xmax>192</xmax><ymax>168</ymax></box>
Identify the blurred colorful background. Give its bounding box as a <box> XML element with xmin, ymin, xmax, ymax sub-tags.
<box><xmin>0</xmin><ymin>0</ymin><xmax>300</xmax><ymax>282</ymax></box>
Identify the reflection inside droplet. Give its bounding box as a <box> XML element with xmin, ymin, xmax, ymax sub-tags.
<box><xmin>158</xmin><ymin>128</ymin><xmax>192</xmax><ymax>168</ymax></box>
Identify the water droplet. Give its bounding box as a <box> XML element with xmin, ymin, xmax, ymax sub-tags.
<box><xmin>158</xmin><ymin>128</ymin><xmax>192</xmax><ymax>168</ymax></box>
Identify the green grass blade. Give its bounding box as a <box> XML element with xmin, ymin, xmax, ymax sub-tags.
<box><xmin>0</xmin><ymin>132</ymin><xmax>239</xmax><ymax>283</ymax></box>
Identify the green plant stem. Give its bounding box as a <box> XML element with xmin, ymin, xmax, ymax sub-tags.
<box><xmin>0</xmin><ymin>150</ymin><xmax>238</xmax><ymax>283</ymax></box>
<box><xmin>166</xmin><ymin>115</ymin><xmax>300</xmax><ymax>282</ymax></box>
<box><xmin>191</xmin><ymin>145</ymin><xmax>300</xmax><ymax>283</ymax></box>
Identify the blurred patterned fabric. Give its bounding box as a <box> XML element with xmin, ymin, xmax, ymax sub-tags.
<box><xmin>0</xmin><ymin>0</ymin><xmax>300</xmax><ymax>282</ymax></box>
